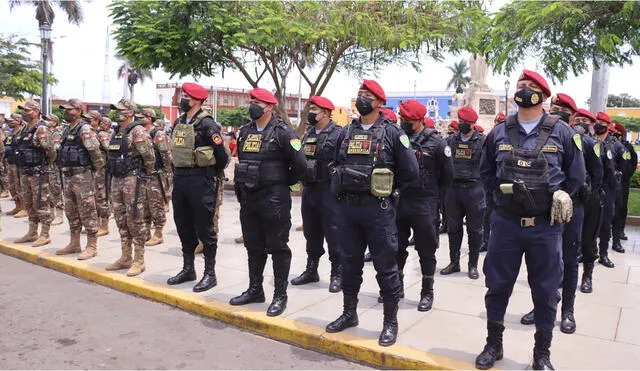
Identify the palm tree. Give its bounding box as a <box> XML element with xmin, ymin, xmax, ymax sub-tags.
<box><xmin>9</xmin><ymin>0</ymin><xmax>83</xmax><ymax>27</ymax></box>
<box><xmin>117</xmin><ymin>60</ymin><xmax>153</xmax><ymax>102</ymax></box>
<box><xmin>446</xmin><ymin>60</ymin><xmax>472</xmax><ymax>91</ymax></box>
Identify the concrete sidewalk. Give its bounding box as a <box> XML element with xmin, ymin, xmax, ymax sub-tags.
<box><xmin>1</xmin><ymin>192</ymin><xmax>639</xmax><ymax>369</ymax></box>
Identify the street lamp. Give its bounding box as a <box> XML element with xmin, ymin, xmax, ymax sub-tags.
<box><xmin>39</xmin><ymin>22</ymin><xmax>52</xmax><ymax>115</ymax></box>
<box><xmin>504</xmin><ymin>79</ymin><xmax>510</xmax><ymax>117</ymax></box>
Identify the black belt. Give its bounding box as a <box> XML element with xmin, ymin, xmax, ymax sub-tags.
<box><xmin>452</xmin><ymin>181</ymin><xmax>480</xmax><ymax>189</ymax></box>
<box><xmin>495</xmin><ymin>208</ymin><xmax>549</xmax><ymax>228</ymax></box>
<box><xmin>340</xmin><ymin>192</ymin><xmax>380</xmax><ymax>206</ymax></box>
<box><xmin>174</xmin><ymin>167</ymin><xmax>209</xmax><ymax>176</ymax></box>
<box><xmin>62</xmin><ymin>166</ymin><xmax>90</xmax><ymax>177</ymax></box>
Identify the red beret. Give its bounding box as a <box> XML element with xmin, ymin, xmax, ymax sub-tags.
<box><xmin>551</xmin><ymin>93</ymin><xmax>577</xmax><ymax>112</ymax></box>
<box><xmin>575</xmin><ymin>108</ymin><xmax>596</xmax><ymax>123</ymax></box>
<box><xmin>309</xmin><ymin>95</ymin><xmax>335</xmax><ymax>111</ymax></box>
<box><xmin>457</xmin><ymin>106</ymin><xmax>479</xmax><ymax>123</ymax></box>
<box><xmin>596</xmin><ymin>112</ymin><xmax>612</xmax><ymax>124</ymax></box>
<box><xmin>476</xmin><ymin>125</ymin><xmax>485</xmax><ymax>133</ymax></box>
<box><xmin>249</xmin><ymin>88</ymin><xmax>278</xmax><ymax>105</ymax></box>
<box><xmin>495</xmin><ymin>113</ymin><xmax>506</xmax><ymax>122</ymax></box>
<box><xmin>424</xmin><ymin>117</ymin><xmax>435</xmax><ymax>128</ymax></box>
<box><xmin>379</xmin><ymin>108</ymin><xmax>397</xmax><ymax>122</ymax></box>
<box><xmin>399</xmin><ymin>100</ymin><xmax>427</xmax><ymax>121</ymax></box>
<box><xmin>518</xmin><ymin>69</ymin><xmax>551</xmax><ymax>97</ymax></box>
<box><xmin>608</xmin><ymin>123</ymin><xmax>617</xmax><ymax>133</ymax></box>
<box><xmin>360</xmin><ymin>80</ymin><xmax>386</xmax><ymax>103</ymax></box>
<box><xmin>450</xmin><ymin>120</ymin><xmax>459</xmax><ymax>130</ymax></box>
<box><xmin>614</xmin><ymin>122</ymin><xmax>626</xmax><ymax>137</ymax></box>
<box><xmin>182</xmin><ymin>82</ymin><xmax>208</xmax><ymax>101</ymax></box>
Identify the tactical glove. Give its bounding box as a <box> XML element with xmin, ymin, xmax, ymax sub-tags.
<box><xmin>550</xmin><ymin>190</ymin><xmax>573</xmax><ymax>225</ymax></box>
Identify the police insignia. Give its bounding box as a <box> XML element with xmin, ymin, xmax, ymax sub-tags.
<box><xmin>572</xmin><ymin>134</ymin><xmax>582</xmax><ymax>151</ymax></box>
<box><xmin>212</xmin><ymin>133</ymin><xmax>223</xmax><ymax>145</ymax></box>
<box><xmin>607</xmin><ymin>150</ymin><xmax>613</xmax><ymax>160</ymax></box>
<box><xmin>444</xmin><ymin>145</ymin><xmax>452</xmax><ymax>157</ymax></box>
<box><xmin>290</xmin><ymin>138</ymin><xmax>302</xmax><ymax>151</ymax></box>
<box><xmin>531</xmin><ymin>93</ymin><xmax>539</xmax><ymax>105</ymax></box>
<box><xmin>399</xmin><ymin>134</ymin><xmax>410</xmax><ymax>149</ymax></box>
<box><xmin>623</xmin><ymin>151</ymin><xmax>631</xmax><ymax>160</ymax></box>
<box><xmin>594</xmin><ymin>143</ymin><xmax>601</xmax><ymax>157</ymax></box>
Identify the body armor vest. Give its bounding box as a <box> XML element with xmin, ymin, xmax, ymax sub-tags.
<box><xmin>497</xmin><ymin>114</ymin><xmax>559</xmax><ymax>216</ymax></box>
<box><xmin>15</xmin><ymin>122</ymin><xmax>45</xmax><ymax>168</ymax></box>
<box><xmin>235</xmin><ymin>121</ymin><xmax>289</xmax><ymax>190</ymax></box>
<box><xmin>302</xmin><ymin>123</ymin><xmax>336</xmax><ymax>185</ymax></box>
<box><xmin>107</xmin><ymin>122</ymin><xmax>142</xmax><ymax>177</ymax></box>
<box><xmin>602</xmin><ymin>136</ymin><xmax>619</xmax><ymax>188</ymax></box>
<box><xmin>59</xmin><ymin>123</ymin><xmax>91</xmax><ymax>167</ymax></box>
<box><xmin>149</xmin><ymin>128</ymin><xmax>163</xmax><ymax>171</ymax></box>
<box><xmin>172</xmin><ymin>112</ymin><xmax>217</xmax><ymax>168</ymax></box>
<box><xmin>451</xmin><ymin>132</ymin><xmax>482</xmax><ymax>182</ymax></box>
<box><xmin>4</xmin><ymin>129</ymin><xmax>18</xmax><ymax>165</ymax></box>
<box><xmin>412</xmin><ymin>128</ymin><xmax>440</xmax><ymax>192</ymax></box>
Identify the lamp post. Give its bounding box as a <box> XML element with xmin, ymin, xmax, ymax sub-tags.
<box><xmin>504</xmin><ymin>79</ymin><xmax>510</xmax><ymax>117</ymax></box>
<box><xmin>39</xmin><ymin>22</ymin><xmax>52</xmax><ymax>115</ymax></box>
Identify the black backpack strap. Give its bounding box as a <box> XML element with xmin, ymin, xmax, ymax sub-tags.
<box><xmin>506</xmin><ymin>115</ymin><xmax>520</xmax><ymax>148</ymax></box>
<box><xmin>535</xmin><ymin>114</ymin><xmax>559</xmax><ymax>152</ymax></box>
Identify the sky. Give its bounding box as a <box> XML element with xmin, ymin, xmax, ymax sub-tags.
<box><xmin>2</xmin><ymin>0</ymin><xmax>640</xmax><ymax>110</ymax></box>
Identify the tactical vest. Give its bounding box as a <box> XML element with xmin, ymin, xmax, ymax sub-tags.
<box><xmin>107</xmin><ymin>122</ymin><xmax>142</xmax><ymax>177</ymax></box>
<box><xmin>302</xmin><ymin>123</ymin><xmax>336</xmax><ymax>185</ymax></box>
<box><xmin>451</xmin><ymin>132</ymin><xmax>482</xmax><ymax>182</ymax></box>
<box><xmin>4</xmin><ymin>129</ymin><xmax>18</xmax><ymax>165</ymax></box>
<box><xmin>15</xmin><ymin>122</ymin><xmax>46</xmax><ymax>168</ymax></box>
<box><xmin>496</xmin><ymin>114</ymin><xmax>559</xmax><ymax>216</ymax></box>
<box><xmin>59</xmin><ymin>123</ymin><xmax>91</xmax><ymax>167</ymax></box>
<box><xmin>149</xmin><ymin>128</ymin><xmax>163</xmax><ymax>171</ymax></box>
<box><xmin>235</xmin><ymin>121</ymin><xmax>289</xmax><ymax>191</ymax></box>
<box><xmin>172</xmin><ymin>112</ymin><xmax>217</xmax><ymax>168</ymax></box>
<box><xmin>336</xmin><ymin>122</ymin><xmax>395</xmax><ymax>196</ymax></box>
<box><xmin>412</xmin><ymin>128</ymin><xmax>440</xmax><ymax>191</ymax></box>
<box><xmin>602</xmin><ymin>136</ymin><xmax>619</xmax><ymax>188</ymax></box>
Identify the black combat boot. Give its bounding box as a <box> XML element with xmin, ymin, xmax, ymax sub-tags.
<box><xmin>266</xmin><ymin>251</ymin><xmax>291</xmax><ymax>316</ymax></box>
<box><xmin>532</xmin><ymin>330</ymin><xmax>555</xmax><ymax>370</ymax></box>
<box><xmin>364</xmin><ymin>251</ymin><xmax>372</xmax><ymax>262</ymax></box>
<box><xmin>193</xmin><ymin>255</ymin><xmax>217</xmax><ymax>292</ymax></box>
<box><xmin>167</xmin><ymin>253</ymin><xmax>197</xmax><ymax>285</ymax></box>
<box><xmin>598</xmin><ymin>242</ymin><xmax>615</xmax><ymax>268</ymax></box>
<box><xmin>620</xmin><ymin>231</ymin><xmax>628</xmax><ymax>240</ymax></box>
<box><xmin>479</xmin><ymin>242</ymin><xmax>488</xmax><ymax>253</ymax></box>
<box><xmin>230</xmin><ymin>254</ymin><xmax>267</xmax><ymax>305</ymax></box>
<box><xmin>329</xmin><ymin>263</ymin><xmax>342</xmax><ymax>293</ymax></box>
<box><xmin>291</xmin><ymin>257</ymin><xmax>320</xmax><ymax>285</ymax></box>
<box><xmin>468</xmin><ymin>264</ymin><xmax>480</xmax><ymax>280</ymax></box>
<box><xmin>441</xmin><ymin>232</ymin><xmax>462</xmax><ymax>275</ymax></box>
<box><xmin>612</xmin><ymin>238</ymin><xmax>625</xmax><ymax>253</ymax></box>
<box><xmin>520</xmin><ymin>309</ymin><xmax>535</xmax><ymax>325</ymax></box>
<box><xmin>417</xmin><ymin>276</ymin><xmax>434</xmax><ymax>312</ymax></box>
<box><xmin>580</xmin><ymin>262</ymin><xmax>594</xmax><ymax>293</ymax></box>
<box><xmin>475</xmin><ymin>321</ymin><xmax>504</xmax><ymax>370</ymax></box>
<box><xmin>378</xmin><ymin>272</ymin><xmax>404</xmax><ymax>303</ymax></box>
<box><xmin>326</xmin><ymin>294</ymin><xmax>359</xmax><ymax>333</ymax></box>
<box><xmin>560</xmin><ymin>289</ymin><xmax>576</xmax><ymax>334</ymax></box>
<box><xmin>378</xmin><ymin>302</ymin><xmax>399</xmax><ymax>347</ymax></box>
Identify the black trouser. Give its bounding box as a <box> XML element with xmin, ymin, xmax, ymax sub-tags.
<box><xmin>562</xmin><ymin>203</ymin><xmax>584</xmax><ymax>312</ymax></box>
<box><xmin>582</xmin><ymin>188</ymin><xmax>604</xmax><ymax>263</ymax></box>
<box><xmin>612</xmin><ymin>180</ymin><xmax>630</xmax><ymax>239</ymax></box>
<box><xmin>598</xmin><ymin>186</ymin><xmax>616</xmax><ymax>255</ymax></box>
<box><xmin>482</xmin><ymin>190</ymin><xmax>493</xmax><ymax>248</ymax></box>
<box><xmin>445</xmin><ymin>184</ymin><xmax>485</xmax><ymax>267</ymax></box>
<box><xmin>172</xmin><ymin>172</ymin><xmax>218</xmax><ymax>259</ymax></box>
<box><xmin>438</xmin><ymin>189</ymin><xmax>448</xmax><ymax>230</ymax></box>
<box><xmin>396</xmin><ymin>199</ymin><xmax>438</xmax><ymax>277</ymax></box>
<box><xmin>301</xmin><ymin>184</ymin><xmax>339</xmax><ymax>264</ymax></box>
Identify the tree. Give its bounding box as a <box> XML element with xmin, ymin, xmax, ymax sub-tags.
<box><xmin>607</xmin><ymin>94</ymin><xmax>640</xmax><ymax>108</ymax></box>
<box><xmin>9</xmin><ymin>0</ymin><xmax>83</xmax><ymax>27</ymax></box>
<box><xmin>110</xmin><ymin>1</ymin><xmax>487</xmax><ymax>130</ymax></box>
<box><xmin>0</xmin><ymin>35</ymin><xmax>56</xmax><ymax>100</ymax></box>
<box><xmin>446</xmin><ymin>60</ymin><xmax>472</xmax><ymax>91</ymax></box>
<box><xmin>480</xmin><ymin>1</ymin><xmax>640</xmax><ymax>83</ymax></box>
<box><xmin>217</xmin><ymin>106</ymin><xmax>249</xmax><ymax>128</ymax></box>
<box><xmin>116</xmin><ymin>59</ymin><xmax>153</xmax><ymax>102</ymax></box>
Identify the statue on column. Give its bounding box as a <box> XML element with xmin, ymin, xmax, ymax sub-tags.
<box><xmin>469</xmin><ymin>55</ymin><xmax>490</xmax><ymax>91</ymax></box>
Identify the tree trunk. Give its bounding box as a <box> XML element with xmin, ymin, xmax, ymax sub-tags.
<box><xmin>589</xmin><ymin>58</ymin><xmax>610</xmax><ymax>113</ymax></box>
<box><xmin>130</xmin><ymin>83</ymin><xmax>135</xmax><ymax>103</ymax></box>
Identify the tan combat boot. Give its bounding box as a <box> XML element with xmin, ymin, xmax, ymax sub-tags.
<box><xmin>32</xmin><ymin>224</ymin><xmax>52</xmax><ymax>247</ymax></box>
<box><xmin>194</xmin><ymin>240</ymin><xmax>204</xmax><ymax>254</ymax></box>
<box><xmin>56</xmin><ymin>232</ymin><xmax>82</xmax><ymax>255</ymax></box>
<box><xmin>296</xmin><ymin>225</ymin><xmax>304</xmax><ymax>231</ymax></box>
<box><xmin>15</xmin><ymin>222</ymin><xmax>38</xmax><ymax>243</ymax></box>
<box><xmin>145</xmin><ymin>223</ymin><xmax>152</xmax><ymax>242</ymax></box>
<box><xmin>106</xmin><ymin>241</ymin><xmax>133</xmax><ymax>271</ymax></box>
<box><xmin>0</xmin><ymin>190</ymin><xmax>9</xmax><ymax>198</ymax></box>
<box><xmin>96</xmin><ymin>218</ymin><xmax>109</xmax><ymax>237</ymax></box>
<box><xmin>51</xmin><ymin>208</ymin><xmax>64</xmax><ymax>226</ymax></box>
<box><xmin>14</xmin><ymin>207</ymin><xmax>28</xmax><ymax>218</ymax></box>
<box><xmin>145</xmin><ymin>227</ymin><xmax>164</xmax><ymax>246</ymax></box>
<box><xmin>126</xmin><ymin>246</ymin><xmax>146</xmax><ymax>276</ymax></box>
<box><xmin>6</xmin><ymin>201</ymin><xmax>22</xmax><ymax>215</ymax></box>
<box><xmin>235</xmin><ymin>235</ymin><xmax>244</xmax><ymax>244</ymax></box>
<box><xmin>78</xmin><ymin>233</ymin><xmax>98</xmax><ymax>260</ymax></box>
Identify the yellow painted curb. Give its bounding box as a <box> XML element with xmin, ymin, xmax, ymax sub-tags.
<box><xmin>0</xmin><ymin>239</ymin><xmax>475</xmax><ymax>370</ymax></box>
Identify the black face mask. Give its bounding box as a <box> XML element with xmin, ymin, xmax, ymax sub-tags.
<box><xmin>552</xmin><ymin>111</ymin><xmax>571</xmax><ymax>123</ymax></box>
<box><xmin>514</xmin><ymin>86</ymin><xmax>544</xmax><ymax>108</ymax></box>
<box><xmin>458</xmin><ymin>122</ymin><xmax>472</xmax><ymax>134</ymax></box>
<box><xmin>249</xmin><ymin>103</ymin><xmax>265</xmax><ymax>121</ymax></box>
<box><xmin>63</xmin><ymin>112</ymin><xmax>79</xmax><ymax>123</ymax></box>
<box><xmin>594</xmin><ymin>123</ymin><xmax>608</xmax><ymax>135</ymax></box>
<box><xmin>574</xmin><ymin>123</ymin><xmax>589</xmax><ymax>135</ymax></box>
<box><xmin>400</xmin><ymin>121</ymin><xmax>414</xmax><ymax>135</ymax></box>
<box><xmin>355</xmin><ymin>97</ymin><xmax>374</xmax><ymax>116</ymax></box>
<box><xmin>22</xmin><ymin>113</ymin><xmax>33</xmax><ymax>122</ymax></box>
<box><xmin>307</xmin><ymin>112</ymin><xmax>319</xmax><ymax>126</ymax></box>
<box><xmin>614</xmin><ymin>133</ymin><xmax>623</xmax><ymax>141</ymax></box>
<box><xmin>179</xmin><ymin>98</ymin><xmax>191</xmax><ymax>113</ymax></box>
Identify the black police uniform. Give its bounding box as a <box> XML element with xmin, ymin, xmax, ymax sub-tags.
<box><xmin>442</xmin><ymin>129</ymin><xmax>485</xmax><ymax>279</ymax></box>
<box><xmin>166</xmin><ymin>111</ymin><xmax>229</xmax><ymax>291</ymax></box>
<box><xmin>325</xmin><ymin>113</ymin><xmax>418</xmax><ymax>347</ymax></box>
<box><xmin>395</xmin><ymin>127</ymin><xmax>452</xmax><ymax>311</ymax></box>
<box><xmin>612</xmin><ymin>138</ymin><xmax>636</xmax><ymax>251</ymax></box>
<box><xmin>230</xmin><ymin>114</ymin><xmax>306</xmax><ymax>317</ymax></box>
<box><xmin>291</xmin><ymin>121</ymin><xmax>343</xmax><ymax>291</ymax></box>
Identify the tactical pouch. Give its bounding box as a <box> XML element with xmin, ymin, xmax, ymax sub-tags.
<box><xmin>194</xmin><ymin>146</ymin><xmax>216</xmax><ymax>167</ymax></box>
<box><xmin>330</xmin><ymin>167</ymin><xmax>343</xmax><ymax>195</ymax></box>
<box><xmin>370</xmin><ymin>167</ymin><xmax>394</xmax><ymax>197</ymax></box>
<box><xmin>340</xmin><ymin>164</ymin><xmax>372</xmax><ymax>193</ymax></box>
<box><xmin>305</xmin><ymin>159</ymin><xmax>318</xmax><ymax>184</ymax></box>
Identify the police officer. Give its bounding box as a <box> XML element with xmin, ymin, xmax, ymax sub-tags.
<box><xmin>391</xmin><ymin>99</ymin><xmax>452</xmax><ymax>311</ymax></box>
<box><xmin>229</xmin><ymin>88</ymin><xmax>306</xmax><ymax>316</ymax></box>
<box><xmin>5</xmin><ymin>114</ymin><xmax>25</xmax><ymax>216</ymax></box>
<box><xmin>105</xmin><ymin>99</ymin><xmax>155</xmax><ymax>277</ymax></box>
<box><xmin>477</xmin><ymin>70</ymin><xmax>585</xmax><ymax>370</ymax></box>
<box><xmin>325</xmin><ymin>80</ymin><xmax>418</xmax><ymax>347</ymax></box>
<box><xmin>291</xmin><ymin>96</ymin><xmax>343</xmax><ymax>292</ymax></box>
<box><xmin>14</xmin><ymin>101</ymin><xmax>57</xmax><ymax>247</ymax></box>
<box><xmin>54</xmin><ymin>99</ymin><xmax>105</xmax><ymax>260</ymax></box>
<box><xmin>44</xmin><ymin>114</ymin><xmax>65</xmax><ymax>226</ymax></box>
<box><xmin>438</xmin><ymin>121</ymin><xmax>458</xmax><ymax>234</ymax></box>
<box><xmin>594</xmin><ymin>112</ymin><xmax>627</xmax><ymax>268</ymax></box>
<box><xmin>520</xmin><ymin>94</ymin><xmax>603</xmax><ymax>335</ymax></box>
<box><xmin>441</xmin><ymin>106</ymin><xmax>485</xmax><ymax>279</ymax></box>
<box><xmin>481</xmin><ymin>114</ymin><xmax>507</xmax><ymax>253</ymax></box>
<box><xmin>611</xmin><ymin>122</ymin><xmax>636</xmax><ymax>252</ymax></box>
<box><xmin>166</xmin><ymin>83</ymin><xmax>229</xmax><ymax>292</ymax></box>
<box><xmin>84</xmin><ymin>111</ymin><xmax>112</xmax><ymax>236</ymax></box>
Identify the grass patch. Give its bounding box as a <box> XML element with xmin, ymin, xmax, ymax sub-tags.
<box><xmin>628</xmin><ymin>189</ymin><xmax>640</xmax><ymax>216</ymax></box>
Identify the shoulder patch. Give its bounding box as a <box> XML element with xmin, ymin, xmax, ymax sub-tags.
<box><xmin>399</xmin><ymin>134</ymin><xmax>410</xmax><ymax>149</ymax></box>
<box><xmin>572</xmin><ymin>133</ymin><xmax>582</xmax><ymax>151</ymax></box>
<box><xmin>212</xmin><ymin>133</ymin><xmax>223</xmax><ymax>145</ymax></box>
<box><xmin>290</xmin><ymin>138</ymin><xmax>301</xmax><ymax>151</ymax></box>
<box><xmin>623</xmin><ymin>151</ymin><xmax>631</xmax><ymax>160</ymax></box>
<box><xmin>607</xmin><ymin>149</ymin><xmax>613</xmax><ymax>160</ymax></box>
<box><xmin>594</xmin><ymin>143</ymin><xmax>601</xmax><ymax>158</ymax></box>
<box><xmin>444</xmin><ymin>145</ymin><xmax>452</xmax><ymax>158</ymax></box>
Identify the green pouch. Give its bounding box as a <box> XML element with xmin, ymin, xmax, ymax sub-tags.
<box><xmin>370</xmin><ymin>167</ymin><xmax>394</xmax><ymax>197</ymax></box>
<box><xmin>194</xmin><ymin>146</ymin><xmax>216</xmax><ymax>167</ymax></box>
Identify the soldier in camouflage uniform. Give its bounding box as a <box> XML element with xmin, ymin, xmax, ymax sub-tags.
<box><xmin>0</xmin><ymin>120</ymin><xmax>7</xmax><ymax>200</ymax></box>
<box><xmin>101</xmin><ymin>116</ymin><xmax>114</xmax><ymax>137</ymax></box>
<box><xmin>136</xmin><ymin>111</ymin><xmax>172</xmax><ymax>246</ymax></box>
<box><xmin>44</xmin><ymin>114</ymin><xmax>65</xmax><ymax>225</ymax></box>
<box><xmin>84</xmin><ymin>111</ymin><xmax>111</xmax><ymax>236</ymax></box>
<box><xmin>53</xmin><ymin>99</ymin><xmax>105</xmax><ymax>260</ymax></box>
<box><xmin>14</xmin><ymin>101</ymin><xmax>56</xmax><ymax>247</ymax></box>
<box><xmin>105</xmin><ymin>99</ymin><xmax>155</xmax><ymax>277</ymax></box>
<box><xmin>5</xmin><ymin>114</ymin><xmax>27</xmax><ymax>217</ymax></box>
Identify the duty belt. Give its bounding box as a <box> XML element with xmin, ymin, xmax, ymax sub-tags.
<box><xmin>62</xmin><ymin>166</ymin><xmax>90</xmax><ymax>177</ymax></box>
<box><xmin>495</xmin><ymin>208</ymin><xmax>549</xmax><ymax>228</ymax></box>
<box><xmin>341</xmin><ymin>192</ymin><xmax>380</xmax><ymax>206</ymax></box>
<box><xmin>452</xmin><ymin>181</ymin><xmax>480</xmax><ymax>189</ymax></box>
<box><xmin>174</xmin><ymin>167</ymin><xmax>208</xmax><ymax>176</ymax></box>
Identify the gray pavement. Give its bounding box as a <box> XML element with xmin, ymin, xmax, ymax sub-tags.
<box><xmin>2</xmin><ymin>192</ymin><xmax>640</xmax><ymax>369</ymax></box>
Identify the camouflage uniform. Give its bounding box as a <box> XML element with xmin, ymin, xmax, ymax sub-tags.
<box><xmin>45</xmin><ymin>115</ymin><xmax>64</xmax><ymax>225</ymax></box>
<box><xmin>143</xmin><ymin>117</ymin><xmax>172</xmax><ymax>246</ymax></box>
<box><xmin>0</xmin><ymin>128</ymin><xmax>7</xmax><ymax>199</ymax></box>
<box><xmin>105</xmin><ymin>99</ymin><xmax>155</xmax><ymax>277</ymax></box>
<box><xmin>5</xmin><ymin>117</ymin><xmax>25</xmax><ymax>215</ymax></box>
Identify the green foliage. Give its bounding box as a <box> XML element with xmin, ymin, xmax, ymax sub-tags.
<box><xmin>446</xmin><ymin>59</ymin><xmax>471</xmax><ymax>91</ymax></box>
<box><xmin>612</xmin><ymin>116</ymin><xmax>640</xmax><ymax>133</ymax></box>
<box><xmin>0</xmin><ymin>35</ymin><xmax>57</xmax><ymax>100</ymax></box>
<box><xmin>136</xmin><ymin>104</ymin><xmax>164</xmax><ymax>120</ymax></box>
<box><xmin>630</xmin><ymin>171</ymin><xmax>640</xmax><ymax>190</ymax></box>
<box><xmin>481</xmin><ymin>1</ymin><xmax>640</xmax><ymax>83</ymax></box>
<box><xmin>607</xmin><ymin>94</ymin><xmax>640</xmax><ymax>108</ymax></box>
<box><xmin>217</xmin><ymin>106</ymin><xmax>249</xmax><ymax>128</ymax></box>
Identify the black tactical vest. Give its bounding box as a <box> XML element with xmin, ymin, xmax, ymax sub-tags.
<box><xmin>4</xmin><ymin>129</ymin><xmax>18</xmax><ymax>165</ymax></box>
<box><xmin>59</xmin><ymin>123</ymin><xmax>91</xmax><ymax>167</ymax></box>
<box><xmin>497</xmin><ymin>114</ymin><xmax>559</xmax><ymax>216</ymax></box>
<box><xmin>15</xmin><ymin>122</ymin><xmax>46</xmax><ymax>168</ymax></box>
<box><xmin>451</xmin><ymin>131</ymin><xmax>483</xmax><ymax>182</ymax></box>
<box><xmin>149</xmin><ymin>128</ymin><xmax>163</xmax><ymax>171</ymax></box>
<box><xmin>235</xmin><ymin>120</ymin><xmax>289</xmax><ymax>190</ymax></box>
<box><xmin>302</xmin><ymin>123</ymin><xmax>337</xmax><ymax>185</ymax></box>
<box><xmin>107</xmin><ymin>122</ymin><xmax>142</xmax><ymax>177</ymax></box>
<box><xmin>412</xmin><ymin>128</ymin><xmax>440</xmax><ymax>191</ymax></box>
